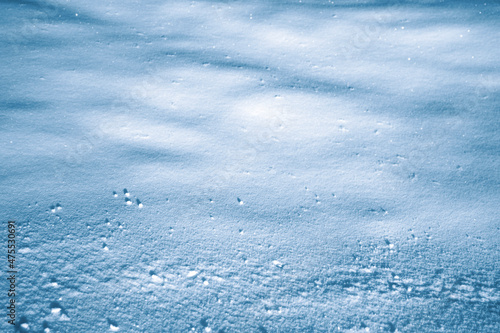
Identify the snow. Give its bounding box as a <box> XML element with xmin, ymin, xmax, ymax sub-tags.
<box><xmin>1</xmin><ymin>0</ymin><xmax>499</xmax><ymax>332</ymax></box>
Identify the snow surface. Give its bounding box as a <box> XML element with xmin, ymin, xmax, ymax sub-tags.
<box><xmin>1</xmin><ymin>0</ymin><xmax>499</xmax><ymax>332</ymax></box>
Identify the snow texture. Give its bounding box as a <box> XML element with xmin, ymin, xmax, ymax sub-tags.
<box><xmin>1</xmin><ymin>0</ymin><xmax>499</xmax><ymax>332</ymax></box>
